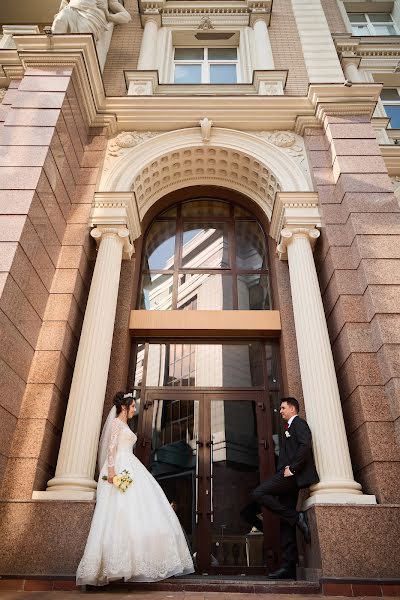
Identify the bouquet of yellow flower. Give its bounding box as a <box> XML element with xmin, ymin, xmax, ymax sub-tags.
<box><xmin>102</xmin><ymin>469</ymin><xmax>133</xmax><ymax>492</ymax></box>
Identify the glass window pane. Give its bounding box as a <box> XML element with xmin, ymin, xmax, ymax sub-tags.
<box><xmin>238</xmin><ymin>274</ymin><xmax>270</xmax><ymax>310</ymax></box>
<box><xmin>348</xmin><ymin>14</ymin><xmax>367</xmax><ymax>23</ymax></box>
<box><xmin>140</xmin><ymin>273</ymin><xmax>174</xmax><ymax>310</ymax></box>
<box><xmin>143</xmin><ymin>343</ymin><xmax>264</xmax><ymax>387</ymax></box>
<box><xmin>182</xmin><ymin>222</ymin><xmax>229</xmax><ymax>268</ymax></box>
<box><xmin>384</xmin><ymin>105</ymin><xmax>400</xmax><ymax>128</ymax></box>
<box><xmin>159</xmin><ymin>206</ymin><xmax>177</xmax><ymax>217</ymax></box>
<box><xmin>143</xmin><ymin>221</ymin><xmax>176</xmax><ymax>270</ymax></box>
<box><xmin>381</xmin><ymin>88</ymin><xmax>400</xmax><ymax>101</ymax></box>
<box><xmin>174</xmin><ymin>47</ymin><xmax>204</xmax><ymax>60</ymax></box>
<box><xmin>351</xmin><ymin>25</ymin><xmax>370</xmax><ymax>35</ymax></box>
<box><xmin>174</xmin><ymin>64</ymin><xmax>202</xmax><ymax>84</ymax></box>
<box><xmin>182</xmin><ymin>199</ymin><xmax>230</xmax><ymax>217</ymax></box>
<box><xmin>234</xmin><ymin>205</ymin><xmax>252</xmax><ymax>218</ymax></box>
<box><xmin>208</xmin><ymin>47</ymin><xmax>237</xmax><ymax>60</ymax></box>
<box><xmin>235</xmin><ymin>221</ymin><xmax>266</xmax><ymax>269</ymax></box>
<box><xmin>374</xmin><ymin>24</ymin><xmax>396</xmax><ymax>34</ymax></box>
<box><xmin>177</xmin><ymin>273</ymin><xmax>233</xmax><ymax>309</ymax></box>
<box><xmin>210</xmin><ymin>64</ymin><xmax>237</xmax><ymax>84</ymax></box>
<box><xmin>369</xmin><ymin>13</ymin><xmax>392</xmax><ymax>22</ymax></box>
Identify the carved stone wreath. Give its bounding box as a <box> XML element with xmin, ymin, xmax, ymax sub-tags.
<box><xmin>253</xmin><ymin>130</ymin><xmax>303</xmax><ymax>156</ymax></box>
<box><xmin>0</xmin><ymin>88</ymin><xmax>7</xmax><ymax>103</ymax></box>
<box><xmin>108</xmin><ymin>131</ymin><xmax>160</xmax><ymax>157</ymax></box>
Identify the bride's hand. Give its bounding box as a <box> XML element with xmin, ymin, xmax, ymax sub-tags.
<box><xmin>107</xmin><ymin>468</ymin><xmax>116</xmax><ymax>484</ymax></box>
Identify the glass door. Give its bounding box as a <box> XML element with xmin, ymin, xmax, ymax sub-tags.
<box><xmin>137</xmin><ymin>389</ymin><xmax>279</xmax><ymax>575</ymax></box>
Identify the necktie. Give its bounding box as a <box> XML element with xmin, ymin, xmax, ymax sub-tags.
<box><xmin>284</xmin><ymin>422</ymin><xmax>289</xmax><ymax>431</ymax></box>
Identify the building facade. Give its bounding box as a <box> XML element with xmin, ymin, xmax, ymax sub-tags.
<box><xmin>0</xmin><ymin>0</ymin><xmax>400</xmax><ymax>590</ymax></box>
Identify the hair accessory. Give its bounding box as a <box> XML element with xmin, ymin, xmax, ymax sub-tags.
<box><xmin>123</xmin><ymin>392</ymin><xmax>134</xmax><ymax>399</ymax></box>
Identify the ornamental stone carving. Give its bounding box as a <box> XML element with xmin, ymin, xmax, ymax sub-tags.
<box><xmin>252</xmin><ymin>130</ymin><xmax>311</xmax><ymax>185</ymax></box>
<box><xmin>108</xmin><ymin>131</ymin><xmax>160</xmax><ymax>157</ymax></box>
<box><xmin>0</xmin><ymin>88</ymin><xmax>6</xmax><ymax>103</ymax></box>
<box><xmin>51</xmin><ymin>0</ymin><xmax>131</xmax><ymax>40</ymax></box>
<box><xmin>391</xmin><ymin>175</ymin><xmax>400</xmax><ymax>207</ymax></box>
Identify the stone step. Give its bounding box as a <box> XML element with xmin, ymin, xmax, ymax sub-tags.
<box><xmin>106</xmin><ymin>575</ymin><xmax>321</xmax><ymax>595</ymax></box>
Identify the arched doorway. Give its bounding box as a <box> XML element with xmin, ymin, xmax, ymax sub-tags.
<box><xmin>128</xmin><ymin>193</ymin><xmax>283</xmax><ymax>575</ymax></box>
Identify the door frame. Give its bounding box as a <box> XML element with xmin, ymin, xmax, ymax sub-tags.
<box><xmin>135</xmin><ymin>388</ymin><xmax>279</xmax><ymax>574</ymax></box>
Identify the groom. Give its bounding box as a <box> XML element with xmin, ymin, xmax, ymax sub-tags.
<box><xmin>241</xmin><ymin>397</ymin><xmax>319</xmax><ymax>580</ymax></box>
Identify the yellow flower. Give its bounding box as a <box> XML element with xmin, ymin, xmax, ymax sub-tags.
<box><xmin>113</xmin><ymin>475</ymin><xmax>122</xmax><ymax>487</ymax></box>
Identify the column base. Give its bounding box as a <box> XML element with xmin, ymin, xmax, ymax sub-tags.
<box><xmin>32</xmin><ymin>490</ymin><xmax>96</xmax><ymax>501</ymax></box>
<box><xmin>304</xmin><ymin>493</ymin><xmax>376</xmax><ymax>509</ymax></box>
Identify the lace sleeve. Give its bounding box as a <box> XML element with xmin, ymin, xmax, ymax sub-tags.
<box><xmin>107</xmin><ymin>419</ymin><xmax>120</xmax><ymax>468</ymax></box>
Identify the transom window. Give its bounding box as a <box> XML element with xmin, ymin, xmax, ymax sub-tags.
<box><xmin>173</xmin><ymin>47</ymin><xmax>238</xmax><ymax>84</ymax></box>
<box><xmin>348</xmin><ymin>13</ymin><xmax>398</xmax><ymax>36</ymax></box>
<box><xmin>381</xmin><ymin>88</ymin><xmax>400</xmax><ymax>128</ymax></box>
<box><xmin>139</xmin><ymin>199</ymin><xmax>270</xmax><ymax>311</ymax></box>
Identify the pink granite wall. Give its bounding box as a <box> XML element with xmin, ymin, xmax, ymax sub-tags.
<box><xmin>305</xmin><ymin>117</ymin><xmax>400</xmax><ymax>503</ymax></box>
<box><xmin>0</xmin><ymin>68</ymin><xmax>107</xmax><ymax>499</ymax></box>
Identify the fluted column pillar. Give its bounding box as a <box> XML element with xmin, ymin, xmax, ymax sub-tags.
<box><xmin>278</xmin><ymin>227</ymin><xmax>376</xmax><ymax>507</ymax></box>
<box><xmin>34</xmin><ymin>226</ymin><xmax>132</xmax><ymax>500</ymax></box>
<box><xmin>137</xmin><ymin>15</ymin><xmax>160</xmax><ymax>70</ymax></box>
<box><xmin>251</xmin><ymin>15</ymin><xmax>274</xmax><ymax>70</ymax></box>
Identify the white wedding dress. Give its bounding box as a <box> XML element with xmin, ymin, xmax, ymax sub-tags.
<box><xmin>76</xmin><ymin>416</ymin><xmax>194</xmax><ymax>585</ymax></box>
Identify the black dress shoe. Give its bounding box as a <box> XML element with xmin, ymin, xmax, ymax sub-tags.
<box><xmin>296</xmin><ymin>511</ymin><xmax>311</xmax><ymax>544</ymax></box>
<box><xmin>266</xmin><ymin>566</ymin><xmax>296</xmax><ymax>580</ymax></box>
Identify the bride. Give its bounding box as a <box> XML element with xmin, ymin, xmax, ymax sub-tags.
<box><xmin>76</xmin><ymin>391</ymin><xmax>194</xmax><ymax>585</ymax></box>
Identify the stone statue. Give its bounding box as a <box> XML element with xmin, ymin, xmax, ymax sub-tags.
<box><xmin>52</xmin><ymin>0</ymin><xmax>131</xmax><ymax>40</ymax></box>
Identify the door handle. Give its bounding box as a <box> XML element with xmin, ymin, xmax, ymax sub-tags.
<box><xmin>259</xmin><ymin>439</ymin><xmax>269</xmax><ymax>450</ymax></box>
<box><xmin>257</xmin><ymin>401</ymin><xmax>266</xmax><ymax>411</ymax></box>
<box><xmin>144</xmin><ymin>399</ymin><xmax>153</xmax><ymax>410</ymax></box>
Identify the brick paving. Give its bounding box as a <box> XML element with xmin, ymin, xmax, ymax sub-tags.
<box><xmin>0</xmin><ymin>593</ymin><xmax>389</xmax><ymax>600</ymax></box>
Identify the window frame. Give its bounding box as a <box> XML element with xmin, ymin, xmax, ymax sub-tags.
<box><xmin>348</xmin><ymin>12</ymin><xmax>399</xmax><ymax>36</ymax></box>
<box><xmin>381</xmin><ymin>87</ymin><xmax>400</xmax><ymax>129</ymax></box>
<box><xmin>173</xmin><ymin>46</ymin><xmax>240</xmax><ymax>84</ymax></box>
<box><xmin>139</xmin><ymin>199</ymin><xmax>271</xmax><ymax>311</ymax></box>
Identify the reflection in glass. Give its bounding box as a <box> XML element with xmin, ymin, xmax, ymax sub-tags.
<box><xmin>174</xmin><ymin>64</ymin><xmax>202</xmax><ymax>84</ymax></box>
<box><xmin>237</xmin><ymin>274</ymin><xmax>270</xmax><ymax>310</ymax></box>
<box><xmin>143</xmin><ymin>221</ymin><xmax>176</xmax><ymax>270</ymax></box>
<box><xmin>141</xmin><ymin>343</ymin><xmax>264</xmax><ymax>387</ymax></box>
<box><xmin>211</xmin><ymin>399</ymin><xmax>264</xmax><ymax>566</ymax></box>
<box><xmin>150</xmin><ymin>398</ymin><xmax>199</xmax><ymax>556</ymax></box>
<box><xmin>175</xmin><ymin>48</ymin><xmax>204</xmax><ymax>60</ymax></box>
<box><xmin>210</xmin><ymin>64</ymin><xmax>237</xmax><ymax>84</ymax></box>
<box><xmin>235</xmin><ymin>221</ymin><xmax>266</xmax><ymax>269</ymax></box>
<box><xmin>208</xmin><ymin>48</ymin><xmax>237</xmax><ymax>60</ymax></box>
<box><xmin>140</xmin><ymin>273</ymin><xmax>173</xmax><ymax>310</ymax></box>
<box><xmin>182</xmin><ymin>199</ymin><xmax>230</xmax><ymax>217</ymax></box>
<box><xmin>177</xmin><ymin>273</ymin><xmax>233</xmax><ymax>310</ymax></box>
<box><xmin>182</xmin><ymin>222</ymin><xmax>229</xmax><ymax>269</ymax></box>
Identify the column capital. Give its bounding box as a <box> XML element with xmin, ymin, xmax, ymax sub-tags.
<box><xmin>91</xmin><ymin>226</ymin><xmax>133</xmax><ymax>259</ymax></box>
<box><xmin>277</xmin><ymin>226</ymin><xmax>320</xmax><ymax>260</ymax></box>
<box><xmin>141</xmin><ymin>10</ymin><xmax>162</xmax><ymax>27</ymax></box>
<box><xmin>249</xmin><ymin>10</ymin><xmax>271</xmax><ymax>27</ymax></box>
<box><xmin>270</xmin><ymin>191</ymin><xmax>321</xmax><ymax>240</ymax></box>
<box><xmin>91</xmin><ymin>191</ymin><xmax>141</xmax><ymax>259</ymax></box>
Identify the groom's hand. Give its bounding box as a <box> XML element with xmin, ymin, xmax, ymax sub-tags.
<box><xmin>284</xmin><ymin>466</ymin><xmax>294</xmax><ymax>477</ymax></box>
<box><xmin>107</xmin><ymin>468</ymin><xmax>116</xmax><ymax>483</ymax></box>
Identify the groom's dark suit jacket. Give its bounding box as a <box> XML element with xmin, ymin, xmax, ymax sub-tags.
<box><xmin>277</xmin><ymin>415</ymin><xmax>319</xmax><ymax>489</ymax></box>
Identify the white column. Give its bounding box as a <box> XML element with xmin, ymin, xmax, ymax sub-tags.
<box><xmin>252</xmin><ymin>16</ymin><xmax>274</xmax><ymax>70</ymax></box>
<box><xmin>137</xmin><ymin>16</ymin><xmax>159</xmax><ymax>70</ymax></box>
<box><xmin>278</xmin><ymin>227</ymin><xmax>376</xmax><ymax>507</ymax></box>
<box><xmin>33</xmin><ymin>226</ymin><xmax>132</xmax><ymax>500</ymax></box>
<box><xmin>343</xmin><ymin>59</ymin><xmax>364</xmax><ymax>83</ymax></box>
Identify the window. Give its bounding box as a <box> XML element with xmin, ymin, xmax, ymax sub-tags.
<box><xmin>173</xmin><ymin>47</ymin><xmax>238</xmax><ymax>84</ymax></box>
<box><xmin>381</xmin><ymin>88</ymin><xmax>400</xmax><ymax>128</ymax></box>
<box><xmin>348</xmin><ymin>13</ymin><xmax>398</xmax><ymax>36</ymax></box>
<box><xmin>139</xmin><ymin>199</ymin><xmax>271</xmax><ymax>311</ymax></box>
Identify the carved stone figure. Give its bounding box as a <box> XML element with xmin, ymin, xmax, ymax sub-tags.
<box><xmin>52</xmin><ymin>0</ymin><xmax>131</xmax><ymax>40</ymax></box>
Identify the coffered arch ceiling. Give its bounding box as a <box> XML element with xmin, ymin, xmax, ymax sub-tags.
<box><xmin>100</xmin><ymin>127</ymin><xmax>312</xmax><ymax>222</ymax></box>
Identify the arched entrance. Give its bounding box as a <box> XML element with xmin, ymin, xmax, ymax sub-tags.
<box><xmin>128</xmin><ymin>192</ymin><xmax>283</xmax><ymax>574</ymax></box>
